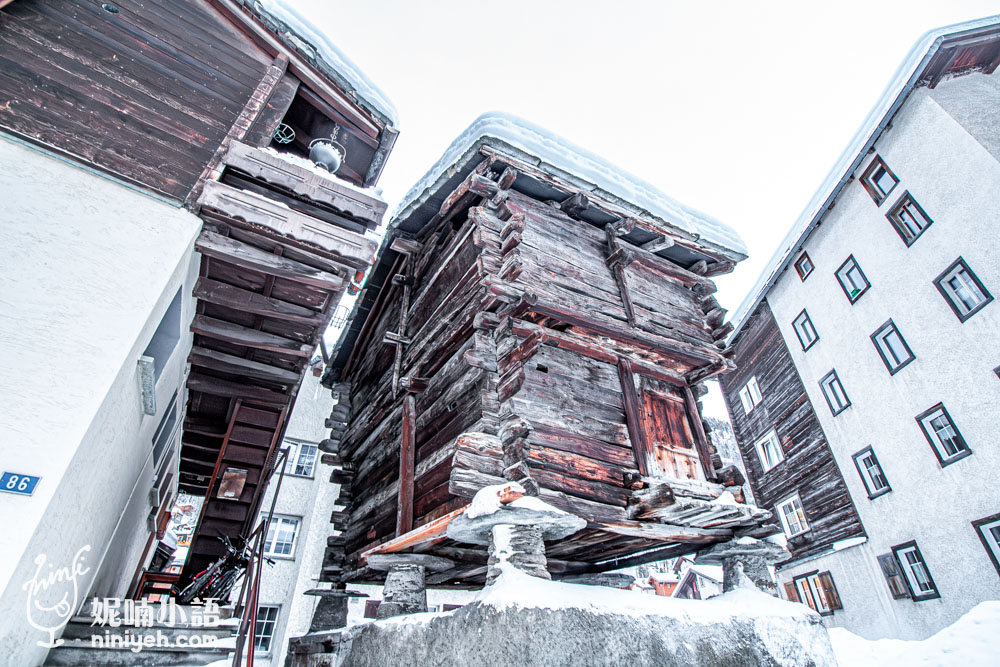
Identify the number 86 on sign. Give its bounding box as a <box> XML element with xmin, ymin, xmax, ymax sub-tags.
<box><xmin>1</xmin><ymin>472</ymin><xmax>40</xmax><ymax>496</ymax></box>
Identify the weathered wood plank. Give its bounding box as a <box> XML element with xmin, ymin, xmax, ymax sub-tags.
<box><xmin>193</xmin><ymin>277</ymin><xmax>323</xmax><ymax>325</ymax></box>
<box><xmin>190</xmin><ymin>314</ymin><xmax>313</xmax><ymax>357</ymax></box>
<box><xmin>195</xmin><ymin>229</ymin><xmax>345</xmax><ymax>290</ymax></box>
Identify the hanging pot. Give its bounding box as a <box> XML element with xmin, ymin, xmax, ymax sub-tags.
<box><xmin>308</xmin><ymin>138</ymin><xmax>346</xmax><ymax>173</ymax></box>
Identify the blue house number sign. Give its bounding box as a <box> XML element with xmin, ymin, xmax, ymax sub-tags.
<box><xmin>1</xmin><ymin>472</ymin><xmax>40</xmax><ymax>496</ymax></box>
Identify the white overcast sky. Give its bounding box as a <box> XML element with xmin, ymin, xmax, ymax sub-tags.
<box><xmin>306</xmin><ymin>0</ymin><xmax>1000</xmax><ymax>417</ymax></box>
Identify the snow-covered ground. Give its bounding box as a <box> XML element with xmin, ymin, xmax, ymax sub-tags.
<box><xmin>828</xmin><ymin>601</ymin><xmax>1000</xmax><ymax>667</ymax></box>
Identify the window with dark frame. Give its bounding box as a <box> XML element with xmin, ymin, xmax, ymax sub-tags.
<box><xmin>819</xmin><ymin>370</ymin><xmax>850</xmax><ymax>416</ymax></box>
<box><xmin>933</xmin><ymin>258</ymin><xmax>993</xmax><ymax>322</ymax></box>
<box><xmin>860</xmin><ymin>156</ymin><xmax>899</xmax><ymax>205</ymax></box>
<box><xmin>794</xmin><ymin>251</ymin><xmax>814</xmax><ymax>280</ymax></box>
<box><xmin>792</xmin><ymin>571</ymin><xmax>843</xmax><ymax>615</ymax></box>
<box><xmin>870</xmin><ymin>319</ymin><xmax>915</xmax><ymax>374</ymax></box>
<box><xmin>877</xmin><ymin>553</ymin><xmax>911</xmax><ymax>599</ymax></box>
<box><xmin>792</xmin><ymin>310</ymin><xmax>819</xmax><ymax>350</ymax></box>
<box><xmin>891</xmin><ymin>541</ymin><xmax>940</xmax><ymax>601</ymax></box>
<box><xmin>916</xmin><ymin>403</ymin><xmax>971</xmax><ymax>467</ymax></box>
<box><xmin>253</xmin><ymin>605</ymin><xmax>280</xmax><ymax>653</ymax></box>
<box><xmin>835</xmin><ymin>255</ymin><xmax>870</xmax><ymax>303</ymax></box>
<box><xmin>972</xmin><ymin>513</ymin><xmax>1000</xmax><ymax>577</ymax></box>
<box><xmin>852</xmin><ymin>446</ymin><xmax>891</xmax><ymax>499</ymax></box>
<box><xmin>886</xmin><ymin>192</ymin><xmax>933</xmax><ymax>245</ymax></box>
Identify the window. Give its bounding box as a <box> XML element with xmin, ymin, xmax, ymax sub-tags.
<box><xmin>792</xmin><ymin>310</ymin><xmax>819</xmax><ymax>350</ymax></box>
<box><xmin>934</xmin><ymin>258</ymin><xmax>993</xmax><ymax>322</ymax></box>
<box><xmin>143</xmin><ymin>287</ymin><xmax>183</xmax><ymax>383</ymax></box>
<box><xmin>972</xmin><ymin>513</ymin><xmax>1000</xmax><ymax>577</ymax></box>
<box><xmin>793</xmin><ymin>571</ymin><xmax>842</xmax><ymax>615</ymax></box>
<box><xmin>835</xmin><ymin>255</ymin><xmax>870</xmax><ymax>303</ymax></box>
<box><xmin>285</xmin><ymin>441</ymin><xmax>318</xmax><ymax>478</ymax></box>
<box><xmin>916</xmin><ymin>403</ymin><xmax>970</xmax><ymax>467</ymax></box>
<box><xmin>886</xmin><ymin>192</ymin><xmax>932</xmax><ymax>245</ymax></box>
<box><xmin>738</xmin><ymin>376</ymin><xmax>762</xmax><ymax>414</ymax></box>
<box><xmin>363</xmin><ymin>600</ymin><xmax>381</xmax><ymax>619</ymax></box>
<box><xmin>859</xmin><ymin>156</ymin><xmax>898</xmax><ymax>205</ymax></box>
<box><xmin>870</xmin><ymin>319</ymin><xmax>915</xmax><ymax>374</ymax></box>
<box><xmin>263</xmin><ymin>516</ymin><xmax>300</xmax><ymax>558</ymax></box>
<box><xmin>891</xmin><ymin>541</ymin><xmax>940</xmax><ymax>601</ymax></box>
<box><xmin>852</xmin><ymin>446</ymin><xmax>891</xmax><ymax>499</ymax></box>
<box><xmin>794</xmin><ymin>251</ymin><xmax>814</xmax><ymax>280</ymax></box>
<box><xmin>754</xmin><ymin>429</ymin><xmax>785</xmax><ymax>472</ymax></box>
<box><xmin>151</xmin><ymin>392</ymin><xmax>179</xmax><ymax>468</ymax></box>
<box><xmin>253</xmin><ymin>605</ymin><xmax>279</xmax><ymax>653</ymax></box>
<box><xmin>776</xmin><ymin>494</ymin><xmax>809</xmax><ymax>537</ymax></box>
<box><xmin>877</xmin><ymin>553</ymin><xmax>911</xmax><ymax>600</ymax></box>
<box><xmin>819</xmin><ymin>370</ymin><xmax>850</xmax><ymax>416</ymax></box>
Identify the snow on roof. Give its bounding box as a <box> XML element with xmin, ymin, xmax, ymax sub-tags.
<box><xmin>729</xmin><ymin>14</ymin><xmax>1000</xmax><ymax>340</ymax></box>
<box><xmin>650</xmin><ymin>571</ymin><xmax>679</xmax><ymax>583</ymax></box>
<box><xmin>256</xmin><ymin>0</ymin><xmax>399</xmax><ymax>127</ymax></box>
<box><xmin>391</xmin><ymin>112</ymin><xmax>747</xmax><ymax>259</ymax></box>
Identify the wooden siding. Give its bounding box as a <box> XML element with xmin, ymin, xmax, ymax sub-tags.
<box><xmin>720</xmin><ymin>300</ymin><xmax>865</xmax><ymax>560</ymax></box>
<box><xmin>0</xmin><ymin>0</ymin><xmax>271</xmax><ymax>200</ymax></box>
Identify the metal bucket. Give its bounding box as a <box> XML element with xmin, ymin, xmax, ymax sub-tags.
<box><xmin>309</xmin><ymin>138</ymin><xmax>346</xmax><ymax>173</ymax></box>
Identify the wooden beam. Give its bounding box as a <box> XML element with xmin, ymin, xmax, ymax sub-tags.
<box><xmin>617</xmin><ymin>358</ymin><xmax>652</xmax><ymax>477</ymax></box>
<box><xmin>187</xmin><ymin>372</ymin><xmax>287</xmax><ymax>404</ymax></box>
<box><xmin>189</xmin><ymin>346</ymin><xmax>301</xmax><ymax>384</ymax></box>
<box><xmin>593</xmin><ymin>519</ymin><xmax>732</xmax><ymax>543</ymax></box>
<box><xmin>195</xmin><ymin>230</ymin><xmax>345</xmax><ymax>291</ymax></box>
<box><xmin>640</xmin><ymin>235</ymin><xmax>675</xmax><ymax>253</ymax></box>
<box><xmin>193</xmin><ymin>277</ymin><xmax>324</xmax><ymax>326</ymax></box>
<box><xmin>190</xmin><ymin>314</ymin><xmax>313</xmax><ymax>357</ymax></box>
<box><xmin>360</xmin><ymin>505</ymin><xmax>469</xmax><ymax>564</ymax></box>
<box><xmin>396</xmin><ymin>395</ymin><xmax>416</xmax><ymax>537</ymax></box>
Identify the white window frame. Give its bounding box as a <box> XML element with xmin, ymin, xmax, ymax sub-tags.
<box><xmin>851</xmin><ymin>446</ymin><xmax>890</xmax><ymax>499</ymax></box>
<box><xmin>819</xmin><ymin>370</ymin><xmax>850</xmax><ymax>416</ymax></box>
<box><xmin>794</xmin><ymin>574</ymin><xmax>833</xmax><ymax>615</ymax></box>
<box><xmin>754</xmin><ymin>429</ymin><xmax>784</xmax><ymax>472</ymax></box>
<box><xmin>263</xmin><ymin>515</ymin><xmax>300</xmax><ymax>559</ymax></box>
<box><xmin>870</xmin><ymin>319</ymin><xmax>915</xmax><ymax>375</ymax></box>
<box><xmin>253</xmin><ymin>605</ymin><xmax>280</xmax><ymax>653</ymax></box>
<box><xmin>776</xmin><ymin>494</ymin><xmax>809</xmax><ymax>537</ymax></box>
<box><xmin>738</xmin><ymin>376</ymin><xmax>762</xmax><ymax>415</ymax></box>
<box><xmin>792</xmin><ymin>310</ymin><xmax>818</xmax><ymax>350</ymax></box>
<box><xmin>934</xmin><ymin>258</ymin><xmax>993</xmax><ymax>322</ymax></box>
<box><xmin>916</xmin><ymin>404</ymin><xmax>970</xmax><ymax>467</ymax></box>
<box><xmin>893</xmin><ymin>543</ymin><xmax>938</xmax><ymax>601</ymax></box>
<box><xmin>285</xmin><ymin>440</ymin><xmax>318</xmax><ymax>478</ymax></box>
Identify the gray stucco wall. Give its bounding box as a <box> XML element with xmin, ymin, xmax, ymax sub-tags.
<box><xmin>766</xmin><ymin>70</ymin><xmax>1000</xmax><ymax>639</ymax></box>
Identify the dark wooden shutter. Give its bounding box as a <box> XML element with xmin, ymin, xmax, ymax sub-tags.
<box><xmin>783</xmin><ymin>581</ymin><xmax>800</xmax><ymax>602</ymax></box>
<box><xmin>364</xmin><ymin>600</ymin><xmax>381</xmax><ymax>618</ymax></box>
<box><xmin>818</xmin><ymin>571</ymin><xmax>842</xmax><ymax>610</ymax></box>
<box><xmin>877</xmin><ymin>554</ymin><xmax>910</xmax><ymax>599</ymax></box>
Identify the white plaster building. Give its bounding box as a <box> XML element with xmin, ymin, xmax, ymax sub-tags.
<box><xmin>0</xmin><ymin>136</ymin><xmax>202</xmax><ymax>666</ymax></box>
<box><xmin>723</xmin><ymin>17</ymin><xmax>1000</xmax><ymax>640</ymax></box>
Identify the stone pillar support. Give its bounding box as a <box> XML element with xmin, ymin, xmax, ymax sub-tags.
<box><xmin>367</xmin><ymin>554</ymin><xmax>455</xmax><ymax>619</ymax></box>
<box><xmin>694</xmin><ymin>538</ymin><xmax>789</xmax><ymax>596</ymax></box>
<box><xmin>303</xmin><ymin>588</ymin><xmax>368</xmax><ymax>633</ymax></box>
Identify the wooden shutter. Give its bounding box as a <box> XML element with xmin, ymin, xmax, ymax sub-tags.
<box><xmin>818</xmin><ymin>571</ymin><xmax>842</xmax><ymax>610</ymax></box>
<box><xmin>364</xmin><ymin>600</ymin><xmax>381</xmax><ymax>618</ymax></box>
<box><xmin>783</xmin><ymin>581</ymin><xmax>800</xmax><ymax>602</ymax></box>
<box><xmin>877</xmin><ymin>554</ymin><xmax>910</xmax><ymax>599</ymax></box>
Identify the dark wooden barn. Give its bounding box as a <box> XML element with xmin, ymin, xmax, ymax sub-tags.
<box><xmin>320</xmin><ymin>115</ymin><xmax>771</xmax><ymax>587</ymax></box>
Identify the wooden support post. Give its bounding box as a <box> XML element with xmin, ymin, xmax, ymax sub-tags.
<box><xmin>683</xmin><ymin>385</ymin><xmax>717</xmax><ymax>482</ymax></box>
<box><xmin>605</xmin><ymin>222</ymin><xmax>637</xmax><ymax>327</ymax></box>
<box><xmin>617</xmin><ymin>358</ymin><xmax>651</xmax><ymax>477</ymax></box>
<box><xmin>391</xmin><ymin>257</ymin><xmax>412</xmax><ymax>396</ymax></box>
<box><xmin>396</xmin><ymin>394</ymin><xmax>416</xmax><ymax>537</ymax></box>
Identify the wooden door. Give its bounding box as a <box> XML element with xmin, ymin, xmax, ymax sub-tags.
<box><xmin>639</xmin><ymin>391</ymin><xmax>703</xmax><ymax>481</ymax></box>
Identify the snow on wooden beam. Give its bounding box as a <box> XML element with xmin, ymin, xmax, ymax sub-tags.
<box><xmin>592</xmin><ymin>519</ymin><xmax>732</xmax><ymax>543</ymax></box>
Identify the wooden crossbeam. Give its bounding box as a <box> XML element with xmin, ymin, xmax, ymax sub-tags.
<box><xmin>359</xmin><ymin>505</ymin><xmax>469</xmax><ymax>564</ymax></box>
<box><xmin>190</xmin><ymin>314</ymin><xmax>313</xmax><ymax>357</ymax></box>
<box><xmin>195</xmin><ymin>230</ymin><xmax>344</xmax><ymax>291</ymax></box>
<box><xmin>593</xmin><ymin>519</ymin><xmax>732</xmax><ymax>543</ymax></box>
<box><xmin>640</xmin><ymin>235</ymin><xmax>674</xmax><ymax>253</ymax></box>
<box><xmin>188</xmin><ymin>346</ymin><xmax>300</xmax><ymax>384</ymax></box>
<box><xmin>193</xmin><ymin>277</ymin><xmax>323</xmax><ymax>326</ymax></box>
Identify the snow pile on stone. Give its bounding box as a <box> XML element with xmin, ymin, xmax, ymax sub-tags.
<box><xmin>466</xmin><ymin>481</ymin><xmax>567</xmax><ymax>519</ymax></box>
<box><xmin>479</xmin><ymin>560</ymin><xmax>810</xmax><ymax>621</ymax></box>
<box><xmin>392</xmin><ymin>112</ymin><xmax>747</xmax><ymax>258</ymax></box>
<box><xmin>257</xmin><ymin>0</ymin><xmax>398</xmax><ymax>126</ymax></box>
<box><xmin>828</xmin><ymin>601</ymin><xmax>1000</xmax><ymax>667</ymax></box>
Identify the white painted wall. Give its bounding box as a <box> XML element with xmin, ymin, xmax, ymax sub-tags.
<box><xmin>0</xmin><ymin>137</ymin><xmax>202</xmax><ymax>665</ymax></box>
<box><xmin>766</xmin><ymin>70</ymin><xmax>1000</xmax><ymax>640</ymax></box>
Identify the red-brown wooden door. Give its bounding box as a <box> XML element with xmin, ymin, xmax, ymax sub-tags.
<box><xmin>639</xmin><ymin>391</ymin><xmax>704</xmax><ymax>481</ymax></box>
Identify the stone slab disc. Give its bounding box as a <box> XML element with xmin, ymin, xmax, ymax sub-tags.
<box><xmin>366</xmin><ymin>553</ymin><xmax>456</xmax><ymax>572</ymax></box>
<box><xmin>447</xmin><ymin>507</ymin><xmax>587</xmax><ymax>546</ymax></box>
